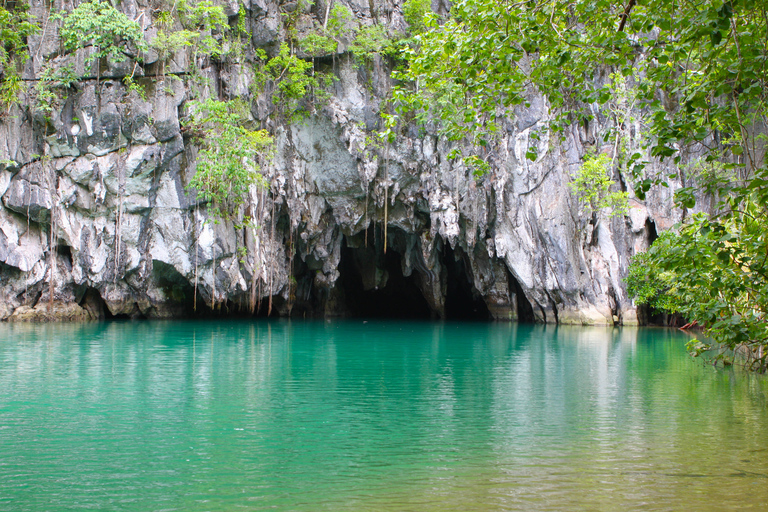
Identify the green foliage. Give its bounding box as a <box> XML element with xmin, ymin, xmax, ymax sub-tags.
<box><xmin>0</xmin><ymin>1</ymin><xmax>37</xmax><ymax>67</ymax></box>
<box><xmin>327</xmin><ymin>3</ymin><xmax>352</xmax><ymax>40</ymax></box>
<box><xmin>123</xmin><ymin>74</ymin><xmax>146</xmax><ymax>99</ymax></box>
<box><xmin>151</xmin><ymin>0</ymin><xmax>238</xmax><ymax>69</ymax></box>
<box><xmin>151</xmin><ymin>28</ymin><xmax>199</xmax><ymax>59</ymax></box>
<box><xmin>178</xmin><ymin>0</ymin><xmax>227</xmax><ymax>30</ymax></box>
<box><xmin>299</xmin><ymin>32</ymin><xmax>337</xmax><ymax>57</ymax></box>
<box><xmin>569</xmin><ymin>153</ymin><xmax>629</xmax><ymax>217</ymax></box>
<box><xmin>402</xmin><ymin>0</ymin><xmax>431</xmax><ymax>34</ymax></box>
<box><xmin>0</xmin><ymin>70</ymin><xmax>21</xmax><ymax>112</ymax></box>
<box><xmin>186</xmin><ymin>99</ymin><xmax>273</xmax><ymax>221</ymax></box>
<box><xmin>350</xmin><ymin>24</ymin><xmax>395</xmax><ymax>61</ymax></box>
<box><xmin>32</xmin><ymin>63</ymin><xmax>78</xmax><ymax>115</ymax></box>
<box><xmin>60</xmin><ymin>0</ymin><xmax>147</xmax><ymax>63</ymax></box>
<box><xmin>627</xmin><ymin>189</ymin><xmax>768</xmax><ymax>370</ymax></box>
<box><xmin>0</xmin><ymin>1</ymin><xmax>37</xmax><ymax>110</ymax></box>
<box><xmin>625</xmin><ymin>232</ymin><xmax>689</xmax><ymax>316</ymax></box>
<box><xmin>264</xmin><ymin>43</ymin><xmax>314</xmax><ymax>101</ymax></box>
<box><xmin>393</xmin><ymin>0</ymin><xmax>768</xmax><ymax>368</ymax></box>
<box><xmin>237</xmin><ymin>4</ymin><xmax>247</xmax><ymax>35</ymax></box>
<box><xmin>254</xmin><ymin>43</ymin><xmax>328</xmax><ymax>120</ymax></box>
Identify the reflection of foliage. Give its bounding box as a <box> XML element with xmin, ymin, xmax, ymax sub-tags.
<box><xmin>186</xmin><ymin>99</ymin><xmax>273</xmax><ymax>222</ymax></box>
<box><xmin>569</xmin><ymin>153</ymin><xmax>629</xmax><ymax>217</ymax></box>
<box><xmin>60</xmin><ymin>0</ymin><xmax>146</xmax><ymax>63</ymax></box>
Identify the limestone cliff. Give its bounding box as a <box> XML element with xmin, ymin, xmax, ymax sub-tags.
<box><xmin>0</xmin><ymin>0</ymin><xmax>683</xmax><ymax>323</ymax></box>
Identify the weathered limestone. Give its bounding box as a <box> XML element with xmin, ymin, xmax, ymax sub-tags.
<box><xmin>0</xmin><ymin>0</ymin><xmax>688</xmax><ymax>323</ymax></box>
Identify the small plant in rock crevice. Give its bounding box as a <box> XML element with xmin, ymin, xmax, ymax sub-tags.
<box><xmin>185</xmin><ymin>98</ymin><xmax>273</xmax><ymax>223</ymax></box>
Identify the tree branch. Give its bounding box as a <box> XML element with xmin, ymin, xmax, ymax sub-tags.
<box><xmin>617</xmin><ymin>0</ymin><xmax>636</xmax><ymax>32</ymax></box>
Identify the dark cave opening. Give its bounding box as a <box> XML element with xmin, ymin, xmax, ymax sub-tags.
<box><xmin>56</xmin><ymin>244</ymin><xmax>74</xmax><ymax>269</ymax></box>
<box><xmin>442</xmin><ymin>246</ymin><xmax>491</xmax><ymax>321</ymax></box>
<box><xmin>645</xmin><ymin>218</ymin><xmax>659</xmax><ymax>245</ymax></box>
<box><xmin>509</xmin><ymin>271</ymin><xmax>536</xmax><ymax>323</ymax></box>
<box><xmin>77</xmin><ymin>286</ymin><xmax>107</xmax><ymax>320</ymax></box>
<box><xmin>338</xmin><ymin>236</ymin><xmax>433</xmax><ymax>320</ymax></box>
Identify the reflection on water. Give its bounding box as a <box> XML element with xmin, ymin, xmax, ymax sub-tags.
<box><xmin>1</xmin><ymin>321</ymin><xmax>767</xmax><ymax>511</ymax></box>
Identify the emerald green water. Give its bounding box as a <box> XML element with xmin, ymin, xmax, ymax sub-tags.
<box><xmin>1</xmin><ymin>321</ymin><xmax>767</xmax><ymax>511</ymax></box>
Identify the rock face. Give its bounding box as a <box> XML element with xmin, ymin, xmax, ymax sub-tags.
<box><xmin>0</xmin><ymin>0</ymin><xmax>684</xmax><ymax>324</ymax></box>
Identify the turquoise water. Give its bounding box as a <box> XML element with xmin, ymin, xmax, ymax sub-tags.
<box><xmin>1</xmin><ymin>321</ymin><xmax>767</xmax><ymax>511</ymax></box>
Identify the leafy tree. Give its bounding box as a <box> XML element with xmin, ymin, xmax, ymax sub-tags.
<box><xmin>60</xmin><ymin>0</ymin><xmax>147</xmax><ymax>64</ymax></box>
<box><xmin>393</xmin><ymin>0</ymin><xmax>768</xmax><ymax>367</ymax></box>
<box><xmin>626</xmin><ymin>206</ymin><xmax>768</xmax><ymax>370</ymax></box>
<box><xmin>326</xmin><ymin>3</ymin><xmax>353</xmax><ymax>41</ymax></box>
<box><xmin>254</xmin><ymin>43</ymin><xmax>326</xmax><ymax>120</ymax></box>
<box><xmin>349</xmin><ymin>24</ymin><xmax>396</xmax><ymax>62</ymax></box>
<box><xmin>569</xmin><ymin>152</ymin><xmax>629</xmax><ymax>217</ymax></box>
<box><xmin>299</xmin><ymin>32</ymin><xmax>337</xmax><ymax>58</ymax></box>
<box><xmin>0</xmin><ymin>0</ymin><xmax>37</xmax><ymax>110</ymax></box>
<box><xmin>186</xmin><ymin>99</ymin><xmax>273</xmax><ymax>222</ymax></box>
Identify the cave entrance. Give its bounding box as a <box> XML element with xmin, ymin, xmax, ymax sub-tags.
<box><xmin>443</xmin><ymin>246</ymin><xmax>491</xmax><ymax>321</ymax></box>
<box><xmin>338</xmin><ymin>233</ymin><xmax>433</xmax><ymax>319</ymax></box>
<box><xmin>509</xmin><ymin>271</ymin><xmax>536</xmax><ymax>323</ymax></box>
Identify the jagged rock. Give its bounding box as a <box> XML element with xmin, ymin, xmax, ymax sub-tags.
<box><xmin>0</xmin><ymin>0</ymin><xmax>694</xmax><ymax>325</ymax></box>
<box><xmin>2</xmin><ymin>163</ymin><xmax>55</xmax><ymax>224</ymax></box>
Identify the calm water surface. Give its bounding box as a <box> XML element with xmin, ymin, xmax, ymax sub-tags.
<box><xmin>1</xmin><ymin>321</ymin><xmax>767</xmax><ymax>511</ymax></box>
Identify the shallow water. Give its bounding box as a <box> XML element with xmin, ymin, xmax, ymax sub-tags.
<box><xmin>1</xmin><ymin>320</ymin><xmax>767</xmax><ymax>511</ymax></box>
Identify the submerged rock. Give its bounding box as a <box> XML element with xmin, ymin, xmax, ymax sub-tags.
<box><xmin>8</xmin><ymin>303</ymin><xmax>96</xmax><ymax>323</ymax></box>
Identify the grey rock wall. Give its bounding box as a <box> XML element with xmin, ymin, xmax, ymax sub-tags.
<box><xmin>0</xmin><ymin>0</ymin><xmax>685</xmax><ymax>323</ymax></box>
